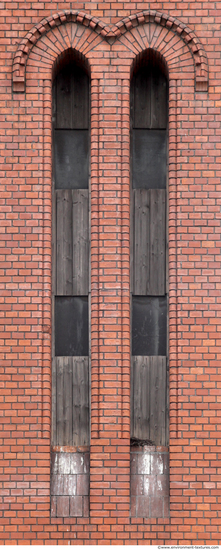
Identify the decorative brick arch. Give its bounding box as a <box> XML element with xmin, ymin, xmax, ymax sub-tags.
<box><xmin>116</xmin><ymin>20</ymin><xmax>197</xmax><ymax>89</ymax></box>
<box><xmin>12</xmin><ymin>9</ymin><xmax>208</xmax><ymax>92</ymax></box>
<box><xmin>12</xmin><ymin>15</ymin><xmax>102</xmax><ymax>92</ymax></box>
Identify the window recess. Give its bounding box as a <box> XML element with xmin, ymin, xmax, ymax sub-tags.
<box><xmin>52</xmin><ymin>60</ymin><xmax>90</xmax><ymax>448</ymax></box>
<box><xmin>131</xmin><ymin>54</ymin><xmax>169</xmax><ymax>447</ymax></box>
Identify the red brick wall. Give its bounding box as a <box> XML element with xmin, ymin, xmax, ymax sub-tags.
<box><xmin>1</xmin><ymin>0</ymin><xmax>221</xmax><ymax>544</ymax></box>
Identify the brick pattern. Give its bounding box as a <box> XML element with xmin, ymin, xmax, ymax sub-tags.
<box><xmin>1</xmin><ymin>0</ymin><xmax>221</xmax><ymax>544</ymax></box>
<box><xmin>12</xmin><ymin>9</ymin><xmax>208</xmax><ymax>93</ymax></box>
<box><xmin>51</xmin><ymin>450</ymin><xmax>89</xmax><ymax>518</ymax></box>
<box><xmin>130</xmin><ymin>447</ymin><xmax>169</xmax><ymax>518</ymax></box>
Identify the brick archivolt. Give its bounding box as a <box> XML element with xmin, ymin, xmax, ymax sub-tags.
<box><xmin>12</xmin><ymin>9</ymin><xmax>208</xmax><ymax>92</ymax></box>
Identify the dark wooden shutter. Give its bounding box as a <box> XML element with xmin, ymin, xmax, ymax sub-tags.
<box><xmin>131</xmin><ymin>60</ymin><xmax>168</xmax><ymax>446</ymax></box>
<box><xmin>55</xmin><ymin>189</ymin><xmax>89</xmax><ymax>296</ymax></box>
<box><xmin>133</xmin><ymin>189</ymin><xmax>166</xmax><ymax>295</ymax></box>
<box><xmin>55</xmin><ymin>357</ymin><xmax>89</xmax><ymax>446</ymax></box>
<box><xmin>52</xmin><ymin>62</ymin><xmax>90</xmax><ymax>447</ymax></box>
<box><xmin>131</xmin><ymin>356</ymin><xmax>167</xmax><ymax>445</ymax></box>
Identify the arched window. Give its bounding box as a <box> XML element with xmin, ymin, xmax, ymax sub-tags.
<box><xmin>52</xmin><ymin>55</ymin><xmax>90</xmax><ymax>447</ymax></box>
<box><xmin>131</xmin><ymin>51</ymin><xmax>169</xmax><ymax>446</ymax></box>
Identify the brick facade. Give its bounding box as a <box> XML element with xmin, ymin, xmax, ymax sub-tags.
<box><xmin>1</xmin><ymin>0</ymin><xmax>221</xmax><ymax>544</ymax></box>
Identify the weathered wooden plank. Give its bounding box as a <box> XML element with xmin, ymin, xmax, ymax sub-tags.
<box><xmin>71</xmin><ymin>68</ymin><xmax>89</xmax><ymax>129</ymax></box>
<box><xmin>133</xmin><ymin>189</ymin><xmax>166</xmax><ymax>295</ymax></box>
<box><xmin>133</xmin><ymin>68</ymin><xmax>151</xmax><ymax>129</ymax></box>
<box><xmin>63</xmin><ymin>358</ymin><xmax>73</xmax><ymax>445</ymax></box>
<box><xmin>72</xmin><ymin>357</ymin><xmax>89</xmax><ymax>446</ymax></box>
<box><xmin>130</xmin><ymin>356</ymin><xmax>134</xmax><ymax>438</ymax></box>
<box><xmin>149</xmin><ymin>189</ymin><xmax>166</xmax><ymax>295</ymax></box>
<box><xmin>51</xmin><ymin>357</ymin><xmax>57</xmax><ymax>446</ymax></box>
<box><xmin>131</xmin><ymin>356</ymin><xmax>167</xmax><ymax>445</ymax></box>
<box><xmin>55</xmin><ymin>68</ymin><xmax>72</xmax><ymax>129</ymax></box>
<box><xmin>52</xmin><ymin>184</ymin><xmax>57</xmax><ymax>297</ymax></box>
<box><xmin>132</xmin><ymin>356</ymin><xmax>150</xmax><ymax>440</ymax></box>
<box><xmin>54</xmin><ymin>65</ymin><xmax>89</xmax><ymax>129</ymax></box>
<box><xmin>149</xmin><ymin>356</ymin><xmax>167</xmax><ymax>445</ymax></box>
<box><xmin>72</xmin><ymin>190</ymin><xmax>89</xmax><ymax>295</ymax></box>
<box><xmin>56</xmin><ymin>356</ymin><xmax>73</xmax><ymax>446</ymax></box>
<box><xmin>56</xmin><ymin>189</ymin><xmax>73</xmax><ymax>295</ymax></box>
<box><xmin>132</xmin><ymin>64</ymin><xmax>167</xmax><ymax>130</ymax></box>
<box><xmin>56</xmin><ymin>357</ymin><xmax>65</xmax><ymax>446</ymax></box>
<box><xmin>151</xmin><ymin>69</ymin><xmax>167</xmax><ymax>129</ymax></box>
<box><xmin>133</xmin><ymin>189</ymin><xmax>150</xmax><ymax>295</ymax></box>
<box><xmin>55</xmin><ymin>357</ymin><xmax>89</xmax><ymax>446</ymax></box>
<box><xmin>166</xmin><ymin>358</ymin><xmax>169</xmax><ymax>446</ymax></box>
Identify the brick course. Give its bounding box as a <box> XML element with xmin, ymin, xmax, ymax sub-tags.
<box><xmin>1</xmin><ymin>0</ymin><xmax>221</xmax><ymax>544</ymax></box>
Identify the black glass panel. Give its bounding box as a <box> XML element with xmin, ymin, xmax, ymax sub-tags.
<box><xmin>132</xmin><ymin>296</ymin><xmax>167</xmax><ymax>356</ymax></box>
<box><xmin>54</xmin><ymin>130</ymin><xmax>89</xmax><ymax>189</ymax></box>
<box><xmin>55</xmin><ymin>296</ymin><xmax>88</xmax><ymax>356</ymax></box>
<box><xmin>132</xmin><ymin>129</ymin><xmax>166</xmax><ymax>189</ymax></box>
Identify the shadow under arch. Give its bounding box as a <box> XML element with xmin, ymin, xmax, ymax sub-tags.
<box><xmin>131</xmin><ymin>48</ymin><xmax>169</xmax><ymax>81</ymax></box>
<box><xmin>52</xmin><ymin>47</ymin><xmax>91</xmax><ymax>83</ymax></box>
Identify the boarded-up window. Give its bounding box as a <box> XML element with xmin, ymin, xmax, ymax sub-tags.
<box><xmin>131</xmin><ymin>54</ymin><xmax>168</xmax><ymax>446</ymax></box>
<box><xmin>52</xmin><ymin>61</ymin><xmax>90</xmax><ymax>447</ymax></box>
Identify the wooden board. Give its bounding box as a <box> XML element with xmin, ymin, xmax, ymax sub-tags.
<box><xmin>56</xmin><ymin>189</ymin><xmax>73</xmax><ymax>295</ymax></box>
<box><xmin>72</xmin><ymin>357</ymin><xmax>89</xmax><ymax>446</ymax></box>
<box><xmin>55</xmin><ymin>68</ymin><xmax>72</xmax><ymax>129</ymax></box>
<box><xmin>132</xmin><ymin>65</ymin><xmax>167</xmax><ymax>130</ymax></box>
<box><xmin>56</xmin><ymin>356</ymin><xmax>67</xmax><ymax>446</ymax></box>
<box><xmin>133</xmin><ymin>67</ymin><xmax>151</xmax><ymax>129</ymax></box>
<box><xmin>55</xmin><ymin>357</ymin><xmax>89</xmax><ymax>446</ymax></box>
<box><xmin>131</xmin><ymin>355</ymin><xmax>150</xmax><ymax>440</ymax></box>
<box><xmin>149</xmin><ymin>189</ymin><xmax>166</xmax><ymax>295</ymax></box>
<box><xmin>51</xmin><ymin>357</ymin><xmax>57</xmax><ymax>446</ymax></box>
<box><xmin>54</xmin><ymin>64</ymin><xmax>89</xmax><ymax>130</ymax></box>
<box><xmin>149</xmin><ymin>356</ymin><xmax>167</xmax><ymax>445</ymax></box>
<box><xmin>151</xmin><ymin>68</ymin><xmax>167</xmax><ymax>129</ymax></box>
<box><xmin>133</xmin><ymin>189</ymin><xmax>166</xmax><ymax>295</ymax></box>
<box><xmin>133</xmin><ymin>189</ymin><xmax>150</xmax><ymax>294</ymax></box>
<box><xmin>72</xmin><ymin>189</ymin><xmax>89</xmax><ymax>295</ymax></box>
<box><xmin>63</xmin><ymin>357</ymin><xmax>73</xmax><ymax>445</ymax></box>
<box><xmin>70</xmin><ymin>67</ymin><xmax>89</xmax><ymax>130</ymax></box>
<box><xmin>131</xmin><ymin>356</ymin><xmax>167</xmax><ymax>445</ymax></box>
<box><xmin>56</xmin><ymin>190</ymin><xmax>89</xmax><ymax>296</ymax></box>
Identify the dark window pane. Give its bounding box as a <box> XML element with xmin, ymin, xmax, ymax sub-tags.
<box><xmin>55</xmin><ymin>296</ymin><xmax>88</xmax><ymax>356</ymax></box>
<box><xmin>54</xmin><ymin>130</ymin><xmax>89</xmax><ymax>189</ymax></box>
<box><xmin>132</xmin><ymin>296</ymin><xmax>167</xmax><ymax>356</ymax></box>
<box><xmin>132</xmin><ymin>129</ymin><xmax>166</xmax><ymax>190</ymax></box>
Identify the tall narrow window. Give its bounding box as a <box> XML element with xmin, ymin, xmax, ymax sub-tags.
<box><xmin>130</xmin><ymin>52</ymin><xmax>169</xmax><ymax>520</ymax></box>
<box><xmin>131</xmin><ymin>52</ymin><xmax>168</xmax><ymax>446</ymax></box>
<box><xmin>52</xmin><ymin>59</ymin><xmax>90</xmax><ymax>448</ymax></box>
